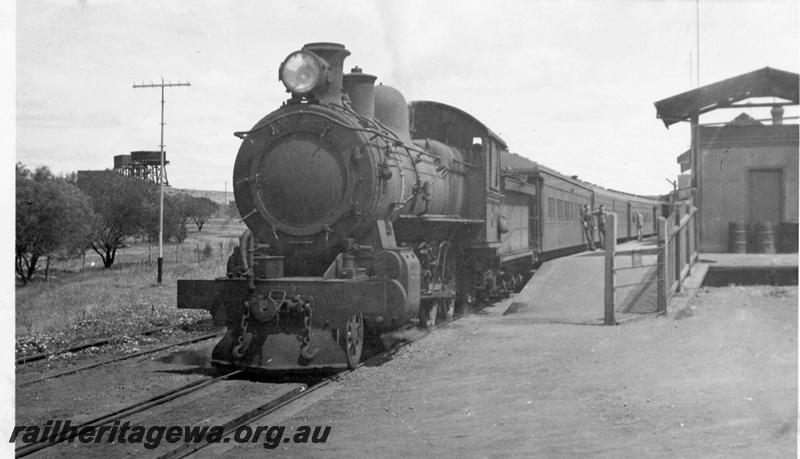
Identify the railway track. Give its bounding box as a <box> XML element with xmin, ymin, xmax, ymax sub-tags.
<box><xmin>16</xmin><ymin>331</ymin><xmax>223</xmax><ymax>388</ymax></box>
<box><xmin>14</xmin><ymin>313</ymin><xmax>463</xmax><ymax>458</ymax></box>
<box><xmin>15</xmin><ymin>369</ymin><xmax>245</xmax><ymax>458</ymax></box>
<box><xmin>16</xmin><ymin>321</ymin><xmax>214</xmax><ymax>365</ymax></box>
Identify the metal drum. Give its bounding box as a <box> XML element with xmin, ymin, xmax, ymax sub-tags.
<box><xmin>728</xmin><ymin>221</ymin><xmax>747</xmax><ymax>253</ymax></box>
<box><xmin>780</xmin><ymin>222</ymin><xmax>798</xmax><ymax>253</ymax></box>
<box><xmin>753</xmin><ymin>221</ymin><xmax>776</xmax><ymax>254</ymax></box>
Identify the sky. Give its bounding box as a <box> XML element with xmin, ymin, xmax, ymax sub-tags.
<box><xmin>13</xmin><ymin>0</ymin><xmax>800</xmax><ymax>197</ymax></box>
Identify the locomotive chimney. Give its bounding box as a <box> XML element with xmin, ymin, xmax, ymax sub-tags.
<box><xmin>302</xmin><ymin>42</ymin><xmax>350</xmax><ymax>104</ymax></box>
<box><xmin>771</xmin><ymin>105</ymin><xmax>784</xmax><ymax>125</ymax></box>
<box><xmin>343</xmin><ymin>66</ymin><xmax>377</xmax><ymax>118</ymax></box>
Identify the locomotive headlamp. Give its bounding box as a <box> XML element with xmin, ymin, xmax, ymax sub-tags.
<box><xmin>280</xmin><ymin>51</ymin><xmax>325</xmax><ymax>95</ymax></box>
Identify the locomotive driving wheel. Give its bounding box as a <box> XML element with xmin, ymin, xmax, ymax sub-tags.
<box><xmin>342</xmin><ymin>311</ymin><xmax>363</xmax><ymax>369</ymax></box>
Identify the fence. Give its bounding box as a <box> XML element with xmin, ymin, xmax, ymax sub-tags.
<box><xmin>604</xmin><ymin>204</ymin><xmax>699</xmax><ymax>325</ymax></box>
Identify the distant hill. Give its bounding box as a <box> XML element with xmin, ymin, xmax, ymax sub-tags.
<box><xmin>168</xmin><ymin>188</ymin><xmax>232</xmax><ymax>207</ymax></box>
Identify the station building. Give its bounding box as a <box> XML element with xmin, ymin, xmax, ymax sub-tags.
<box><xmin>654</xmin><ymin>67</ymin><xmax>798</xmax><ymax>253</ymax></box>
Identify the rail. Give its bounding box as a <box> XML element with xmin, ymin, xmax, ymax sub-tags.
<box><xmin>603</xmin><ymin>204</ymin><xmax>698</xmax><ymax>325</ymax></box>
<box><xmin>17</xmin><ymin>332</ymin><xmax>222</xmax><ymax>387</ymax></box>
<box><xmin>15</xmin><ymin>370</ymin><xmax>244</xmax><ymax>457</ymax></box>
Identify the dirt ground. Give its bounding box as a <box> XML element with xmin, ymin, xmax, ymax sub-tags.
<box><xmin>212</xmin><ymin>285</ymin><xmax>797</xmax><ymax>458</ymax></box>
<box><xmin>13</xmin><ymin>285</ymin><xmax>796</xmax><ymax>458</ymax></box>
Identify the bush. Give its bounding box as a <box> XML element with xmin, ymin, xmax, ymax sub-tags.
<box><xmin>201</xmin><ymin>242</ymin><xmax>213</xmax><ymax>260</ymax></box>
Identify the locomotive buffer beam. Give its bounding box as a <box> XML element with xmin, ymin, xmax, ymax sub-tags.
<box><xmin>177</xmin><ymin>277</ymin><xmax>408</xmax><ymax>371</ymax></box>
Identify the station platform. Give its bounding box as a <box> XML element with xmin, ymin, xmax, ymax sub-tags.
<box><xmin>699</xmin><ymin>252</ymin><xmax>798</xmax><ymax>286</ymax></box>
<box><xmin>698</xmin><ymin>252</ymin><xmax>798</xmax><ymax>268</ymax></box>
<box><xmin>504</xmin><ymin>237</ymin><xmax>662</xmax><ymax>325</ymax></box>
<box><xmin>504</xmin><ymin>240</ymin><xmax>798</xmax><ymax>324</ymax></box>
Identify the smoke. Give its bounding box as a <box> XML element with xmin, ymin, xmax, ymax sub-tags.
<box><xmin>375</xmin><ymin>1</ymin><xmax>410</xmax><ymax>89</ymax></box>
<box><xmin>157</xmin><ymin>343</ymin><xmax>214</xmax><ymax>367</ymax></box>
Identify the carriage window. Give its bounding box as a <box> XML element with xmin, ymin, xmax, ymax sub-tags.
<box><xmin>548</xmin><ymin>198</ymin><xmax>555</xmax><ymax>221</ymax></box>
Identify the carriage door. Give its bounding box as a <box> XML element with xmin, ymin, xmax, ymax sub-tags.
<box><xmin>626</xmin><ymin>202</ymin><xmax>632</xmax><ymax>240</ymax></box>
<box><xmin>529</xmin><ymin>180</ymin><xmax>542</xmax><ymax>256</ymax></box>
<box><xmin>653</xmin><ymin>206</ymin><xmax>658</xmax><ymax>233</ymax></box>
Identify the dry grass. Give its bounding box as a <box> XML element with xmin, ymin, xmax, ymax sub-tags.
<box><xmin>15</xmin><ymin>218</ymin><xmax>246</xmax><ymax>356</ymax></box>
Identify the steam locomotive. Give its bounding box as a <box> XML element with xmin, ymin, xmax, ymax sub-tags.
<box><xmin>177</xmin><ymin>42</ymin><xmax>662</xmax><ymax>371</ymax></box>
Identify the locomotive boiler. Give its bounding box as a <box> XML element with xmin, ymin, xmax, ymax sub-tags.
<box><xmin>178</xmin><ymin>43</ymin><xmax>519</xmax><ymax>371</ymax></box>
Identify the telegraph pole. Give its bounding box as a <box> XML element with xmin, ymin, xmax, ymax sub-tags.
<box><xmin>133</xmin><ymin>78</ymin><xmax>191</xmax><ymax>284</ymax></box>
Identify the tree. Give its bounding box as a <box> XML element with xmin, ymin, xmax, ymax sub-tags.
<box><xmin>186</xmin><ymin>197</ymin><xmax>219</xmax><ymax>231</ymax></box>
<box><xmin>77</xmin><ymin>170</ymin><xmax>157</xmax><ymax>268</ymax></box>
<box><xmin>16</xmin><ymin>163</ymin><xmax>95</xmax><ymax>283</ymax></box>
<box><xmin>226</xmin><ymin>201</ymin><xmax>240</xmax><ymax>220</ymax></box>
<box><xmin>147</xmin><ymin>193</ymin><xmax>190</xmax><ymax>243</ymax></box>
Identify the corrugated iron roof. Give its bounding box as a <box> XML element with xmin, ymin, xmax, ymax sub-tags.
<box><xmin>653</xmin><ymin>67</ymin><xmax>799</xmax><ymax>128</ymax></box>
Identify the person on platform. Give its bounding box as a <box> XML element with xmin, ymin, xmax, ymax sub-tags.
<box><xmin>596</xmin><ymin>205</ymin><xmax>607</xmax><ymax>250</ymax></box>
<box><xmin>635</xmin><ymin>211</ymin><xmax>644</xmax><ymax>241</ymax></box>
<box><xmin>581</xmin><ymin>204</ymin><xmax>596</xmax><ymax>251</ymax></box>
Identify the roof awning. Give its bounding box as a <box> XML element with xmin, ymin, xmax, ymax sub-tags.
<box><xmin>654</xmin><ymin>67</ymin><xmax>799</xmax><ymax>128</ymax></box>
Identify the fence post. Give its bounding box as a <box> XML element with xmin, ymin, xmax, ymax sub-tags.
<box><xmin>688</xmin><ymin>210</ymin><xmax>695</xmax><ymax>271</ymax></box>
<box><xmin>674</xmin><ymin>205</ymin><xmax>682</xmax><ymax>293</ymax></box>
<box><xmin>657</xmin><ymin>217</ymin><xmax>668</xmax><ymax>314</ymax></box>
<box><xmin>604</xmin><ymin>213</ymin><xmax>617</xmax><ymax>325</ymax></box>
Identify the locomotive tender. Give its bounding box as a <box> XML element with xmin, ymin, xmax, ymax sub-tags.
<box><xmin>177</xmin><ymin>42</ymin><xmax>661</xmax><ymax>371</ymax></box>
